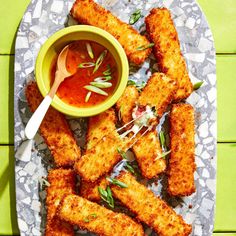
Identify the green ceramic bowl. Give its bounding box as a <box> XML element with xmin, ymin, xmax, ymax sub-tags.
<box><xmin>35</xmin><ymin>25</ymin><xmax>129</xmax><ymax>117</ymax></box>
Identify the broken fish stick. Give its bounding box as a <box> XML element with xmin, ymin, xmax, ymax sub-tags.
<box><xmin>25</xmin><ymin>82</ymin><xmax>81</xmax><ymax>167</ymax></box>
<box><xmin>116</xmin><ymin>85</ymin><xmax>139</xmax><ymax>125</ymax></box>
<box><xmin>138</xmin><ymin>73</ymin><xmax>177</xmax><ymax>118</ymax></box>
<box><xmin>168</xmin><ymin>104</ymin><xmax>196</xmax><ymax>196</ymax></box>
<box><xmin>80</xmin><ymin>177</ymin><xmax>109</xmax><ymax>201</ymax></box>
<box><xmin>58</xmin><ymin>194</ymin><xmax>144</xmax><ymax>236</ymax></box>
<box><xmin>86</xmin><ymin>108</ymin><xmax>117</xmax><ymax>150</ymax></box>
<box><xmin>71</xmin><ymin>0</ymin><xmax>151</xmax><ymax>65</ymax></box>
<box><xmin>46</xmin><ymin>169</ymin><xmax>76</xmax><ymax>236</ymax></box>
<box><xmin>74</xmin><ymin>132</ymin><xmax>125</xmax><ymax>182</ymax></box>
<box><xmin>132</xmin><ymin>129</ymin><xmax>166</xmax><ymax>179</ymax></box>
<box><xmin>145</xmin><ymin>8</ymin><xmax>193</xmax><ymax>101</ymax></box>
<box><xmin>111</xmin><ymin>172</ymin><xmax>192</xmax><ymax>236</ymax></box>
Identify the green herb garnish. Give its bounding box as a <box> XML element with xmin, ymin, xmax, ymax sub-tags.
<box><xmin>193</xmin><ymin>81</ymin><xmax>204</xmax><ymax>90</ymax></box>
<box><xmin>117</xmin><ymin>148</ymin><xmax>136</xmax><ymax>174</ymax></box>
<box><xmin>160</xmin><ymin>150</ymin><xmax>171</xmax><ymax>159</ymax></box>
<box><xmin>84</xmin><ymin>85</ymin><xmax>108</xmax><ymax>96</ymax></box>
<box><xmin>159</xmin><ymin>131</ymin><xmax>165</xmax><ymax>149</ymax></box>
<box><xmin>129</xmin><ymin>9</ymin><xmax>142</xmax><ymax>25</ymax></box>
<box><xmin>106</xmin><ymin>177</ymin><xmax>128</xmax><ymax>188</ymax></box>
<box><xmin>83</xmin><ymin>213</ymin><xmax>97</xmax><ymax>223</ymax></box>
<box><xmin>98</xmin><ymin>186</ymin><xmax>114</xmax><ymax>208</ymax></box>
<box><xmin>94</xmin><ymin>76</ymin><xmax>112</xmax><ymax>82</ymax></box>
<box><xmin>125</xmin><ymin>163</ymin><xmax>135</xmax><ymax>174</ymax></box>
<box><xmin>78</xmin><ymin>62</ymin><xmax>95</xmax><ymax>68</ymax></box>
<box><xmin>117</xmin><ymin>147</ymin><xmax>127</xmax><ymax>159</ymax></box>
<box><xmin>85</xmin><ymin>91</ymin><xmax>92</xmax><ymax>103</ymax></box>
<box><xmin>136</xmin><ymin>43</ymin><xmax>155</xmax><ymax>51</ymax></box>
<box><xmin>86</xmin><ymin>42</ymin><xmax>94</xmax><ymax>59</ymax></box>
<box><xmin>93</xmin><ymin>50</ymin><xmax>107</xmax><ymax>73</ymax></box>
<box><xmin>103</xmin><ymin>65</ymin><xmax>112</xmax><ymax>76</ymax></box>
<box><xmin>90</xmin><ymin>81</ymin><xmax>112</xmax><ymax>88</ymax></box>
<box><xmin>127</xmin><ymin>80</ymin><xmax>136</xmax><ymax>86</ymax></box>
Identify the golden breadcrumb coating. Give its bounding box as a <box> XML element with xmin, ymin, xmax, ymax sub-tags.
<box><xmin>80</xmin><ymin>177</ymin><xmax>109</xmax><ymax>201</ymax></box>
<box><xmin>74</xmin><ymin>132</ymin><xmax>125</xmax><ymax>182</ymax></box>
<box><xmin>111</xmin><ymin>172</ymin><xmax>192</xmax><ymax>236</ymax></box>
<box><xmin>132</xmin><ymin>129</ymin><xmax>166</xmax><ymax>179</ymax></box>
<box><xmin>25</xmin><ymin>82</ymin><xmax>81</xmax><ymax>167</ymax></box>
<box><xmin>145</xmin><ymin>8</ymin><xmax>193</xmax><ymax>101</ymax></box>
<box><xmin>45</xmin><ymin>169</ymin><xmax>76</xmax><ymax>236</ymax></box>
<box><xmin>86</xmin><ymin>108</ymin><xmax>117</xmax><ymax>150</ymax></box>
<box><xmin>168</xmin><ymin>104</ymin><xmax>196</xmax><ymax>196</ymax></box>
<box><xmin>71</xmin><ymin>0</ymin><xmax>151</xmax><ymax>65</ymax></box>
<box><xmin>116</xmin><ymin>85</ymin><xmax>139</xmax><ymax>125</ymax></box>
<box><xmin>58</xmin><ymin>194</ymin><xmax>144</xmax><ymax>236</ymax></box>
<box><xmin>138</xmin><ymin>73</ymin><xmax>177</xmax><ymax>117</ymax></box>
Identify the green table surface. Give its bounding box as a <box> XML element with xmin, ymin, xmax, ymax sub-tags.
<box><xmin>0</xmin><ymin>0</ymin><xmax>236</xmax><ymax>235</ymax></box>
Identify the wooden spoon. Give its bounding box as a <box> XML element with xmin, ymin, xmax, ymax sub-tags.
<box><xmin>25</xmin><ymin>45</ymin><xmax>73</xmax><ymax>139</ymax></box>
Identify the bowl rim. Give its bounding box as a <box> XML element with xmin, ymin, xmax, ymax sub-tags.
<box><xmin>35</xmin><ymin>25</ymin><xmax>129</xmax><ymax>117</ymax></box>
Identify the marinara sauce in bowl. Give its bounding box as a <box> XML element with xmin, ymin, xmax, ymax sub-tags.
<box><xmin>35</xmin><ymin>25</ymin><xmax>128</xmax><ymax>117</ymax></box>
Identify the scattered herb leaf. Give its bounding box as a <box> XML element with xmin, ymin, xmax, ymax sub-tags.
<box><xmin>84</xmin><ymin>85</ymin><xmax>108</xmax><ymax>96</ymax></box>
<box><xmin>103</xmin><ymin>65</ymin><xmax>111</xmax><ymax>76</ymax></box>
<box><xmin>136</xmin><ymin>43</ymin><xmax>155</xmax><ymax>51</ymax></box>
<box><xmin>159</xmin><ymin>131</ymin><xmax>165</xmax><ymax>148</ymax></box>
<box><xmin>160</xmin><ymin>150</ymin><xmax>171</xmax><ymax>159</ymax></box>
<box><xmin>78</xmin><ymin>62</ymin><xmax>95</xmax><ymax>68</ymax></box>
<box><xmin>86</xmin><ymin>43</ymin><xmax>94</xmax><ymax>59</ymax></box>
<box><xmin>193</xmin><ymin>81</ymin><xmax>204</xmax><ymax>90</ymax></box>
<box><xmin>125</xmin><ymin>163</ymin><xmax>135</xmax><ymax>174</ymax></box>
<box><xmin>98</xmin><ymin>186</ymin><xmax>114</xmax><ymax>208</ymax></box>
<box><xmin>83</xmin><ymin>213</ymin><xmax>97</xmax><ymax>223</ymax></box>
<box><xmin>117</xmin><ymin>147</ymin><xmax>127</xmax><ymax>159</ymax></box>
<box><xmin>106</xmin><ymin>177</ymin><xmax>128</xmax><ymax>188</ymax></box>
<box><xmin>129</xmin><ymin>9</ymin><xmax>142</xmax><ymax>25</ymax></box>
<box><xmin>90</xmin><ymin>81</ymin><xmax>112</xmax><ymax>88</ymax></box>
<box><xmin>85</xmin><ymin>91</ymin><xmax>92</xmax><ymax>103</ymax></box>
<box><xmin>127</xmin><ymin>80</ymin><xmax>136</xmax><ymax>86</ymax></box>
<box><xmin>93</xmin><ymin>50</ymin><xmax>107</xmax><ymax>73</ymax></box>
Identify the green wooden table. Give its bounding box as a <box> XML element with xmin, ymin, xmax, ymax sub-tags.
<box><xmin>0</xmin><ymin>0</ymin><xmax>236</xmax><ymax>235</ymax></box>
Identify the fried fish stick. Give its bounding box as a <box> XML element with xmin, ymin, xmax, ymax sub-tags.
<box><xmin>168</xmin><ymin>104</ymin><xmax>196</xmax><ymax>196</ymax></box>
<box><xmin>80</xmin><ymin>109</ymin><xmax>115</xmax><ymax>200</ymax></box>
<box><xmin>46</xmin><ymin>169</ymin><xmax>76</xmax><ymax>236</ymax></box>
<box><xmin>74</xmin><ymin>132</ymin><xmax>125</xmax><ymax>182</ymax></box>
<box><xmin>145</xmin><ymin>9</ymin><xmax>193</xmax><ymax>101</ymax></box>
<box><xmin>25</xmin><ymin>82</ymin><xmax>81</xmax><ymax>167</ymax></box>
<box><xmin>58</xmin><ymin>194</ymin><xmax>144</xmax><ymax>236</ymax></box>
<box><xmin>80</xmin><ymin>177</ymin><xmax>109</xmax><ymax>201</ymax></box>
<box><xmin>116</xmin><ymin>85</ymin><xmax>139</xmax><ymax>125</ymax></box>
<box><xmin>111</xmin><ymin>172</ymin><xmax>192</xmax><ymax>236</ymax></box>
<box><xmin>138</xmin><ymin>73</ymin><xmax>177</xmax><ymax>117</ymax></box>
<box><xmin>86</xmin><ymin>108</ymin><xmax>117</xmax><ymax>150</ymax></box>
<box><xmin>71</xmin><ymin>0</ymin><xmax>151</xmax><ymax>65</ymax></box>
<box><xmin>132</xmin><ymin>130</ymin><xmax>166</xmax><ymax>179</ymax></box>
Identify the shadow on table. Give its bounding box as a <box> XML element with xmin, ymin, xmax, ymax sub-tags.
<box><xmin>0</xmin><ymin>147</ymin><xmax>19</xmax><ymax>235</ymax></box>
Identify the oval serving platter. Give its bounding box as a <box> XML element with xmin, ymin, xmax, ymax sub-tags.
<box><xmin>14</xmin><ymin>0</ymin><xmax>216</xmax><ymax>235</ymax></box>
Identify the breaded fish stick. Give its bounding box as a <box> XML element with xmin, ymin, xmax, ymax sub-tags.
<box><xmin>74</xmin><ymin>132</ymin><xmax>125</xmax><ymax>182</ymax></box>
<box><xmin>138</xmin><ymin>73</ymin><xmax>177</xmax><ymax>117</ymax></box>
<box><xmin>145</xmin><ymin>9</ymin><xmax>193</xmax><ymax>101</ymax></box>
<box><xmin>25</xmin><ymin>82</ymin><xmax>81</xmax><ymax>167</ymax></box>
<box><xmin>80</xmin><ymin>109</ymin><xmax>115</xmax><ymax>200</ymax></box>
<box><xmin>168</xmin><ymin>104</ymin><xmax>196</xmax><ymax>196</ymax></box>
<box><xmin>71</xmin><ymin>0</ymin><xmax>151</xmax><ymax>65</ymax></box>
<box><xmin>58</xmin><ymin>194</ymin><xmax>144</xmax><ymax>236</ymax></box>
<box><xmin>86</xmin><ymin>108</ymin><xmax>117</xmax><ymax>150</ymax></box>
<box><xmin>46</xmin><ymin>169</ymin><xmax>76</xmax><ymax>236</ymax></box>
<box><xmin>132</xmin><ymin>130</ymin><xmax>166</xmax><ymax>179</ymax></box>
<box><xmin>116</xmin><ymin>85</ymin><xmax>139</xmax><ymax>125</ymax></box>
<box><xmin>111</xmin><ymin>172</ymin><xmax>192</xmax><ymax>236</ymax></box>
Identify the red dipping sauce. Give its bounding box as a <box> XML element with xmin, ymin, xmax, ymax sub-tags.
<box><xmin>50</xmin><ymin>40</ymin><xmax>118</xmax><ymax>107</ymax></box>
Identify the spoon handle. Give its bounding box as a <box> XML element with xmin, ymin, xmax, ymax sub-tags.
<box><xmin>24</xmin><ymin>95</ymin><xmax>52</xmax><ymax>139</ymax></box>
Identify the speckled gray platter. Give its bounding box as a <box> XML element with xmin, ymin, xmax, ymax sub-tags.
<box><xmin>14</xmin><ymin>0</ymin><xmax>216</xmax><ymax>235</ymax></box>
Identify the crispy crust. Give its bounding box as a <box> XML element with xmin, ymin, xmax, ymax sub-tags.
<box><xmin>45</xmin><ymin>169</ymin><xmax>76</xmax><ymax>236</ymax></box>
<box><xmin>111</xmin><ymin>172</ymin><xmax>192</xmax><ymax>236</ymax></box>
<box><xmin>138</xmin><ymin>73</ymin><xmax>177</xmax><ymax>117</ymax></box>
<box><xmin>86</xmin><ymin>108</ymin><xmax>117</xmax><ymax>151</ymax></box>
<box><xmin>25</xmin><ymin>82</ymin><xmax>81</xmax><ymax>167</ymax></box>
<box><xmin>168</xmin><ymin>104</ymin><xmax>196</xmax><ymax>196</ymax></box>
<box><xmin>80</xmin><ymin>177</ymin><xmax>109</xmax><ymax>201</ymax></box>
<box><xmin>145</xmin><ymin>8</ymin><xmax>193</xmax><ymax>101</ymax></box>
<box><xmin>58</xmin><ymin>194</ymin><xmax>145</xmax><ymax>236</ymax></box>
<box><xmin>132</xmin><ymin>129</ymin><xmax>166</xmax><ymax>179</ymax></box>
<box><xmin>71</xmin><ymin>0</ymin><xmax>151</xmax><ymax>65</ymax></box>
<box><xmin>74</xmin><ymin>132</ymin><xmax>125</xmax><ymax>182</ymax></box>
<box><xmin>116</xmin><ymin>85</ymin><xmax>139</xmax><ymax>125</ymax></box>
